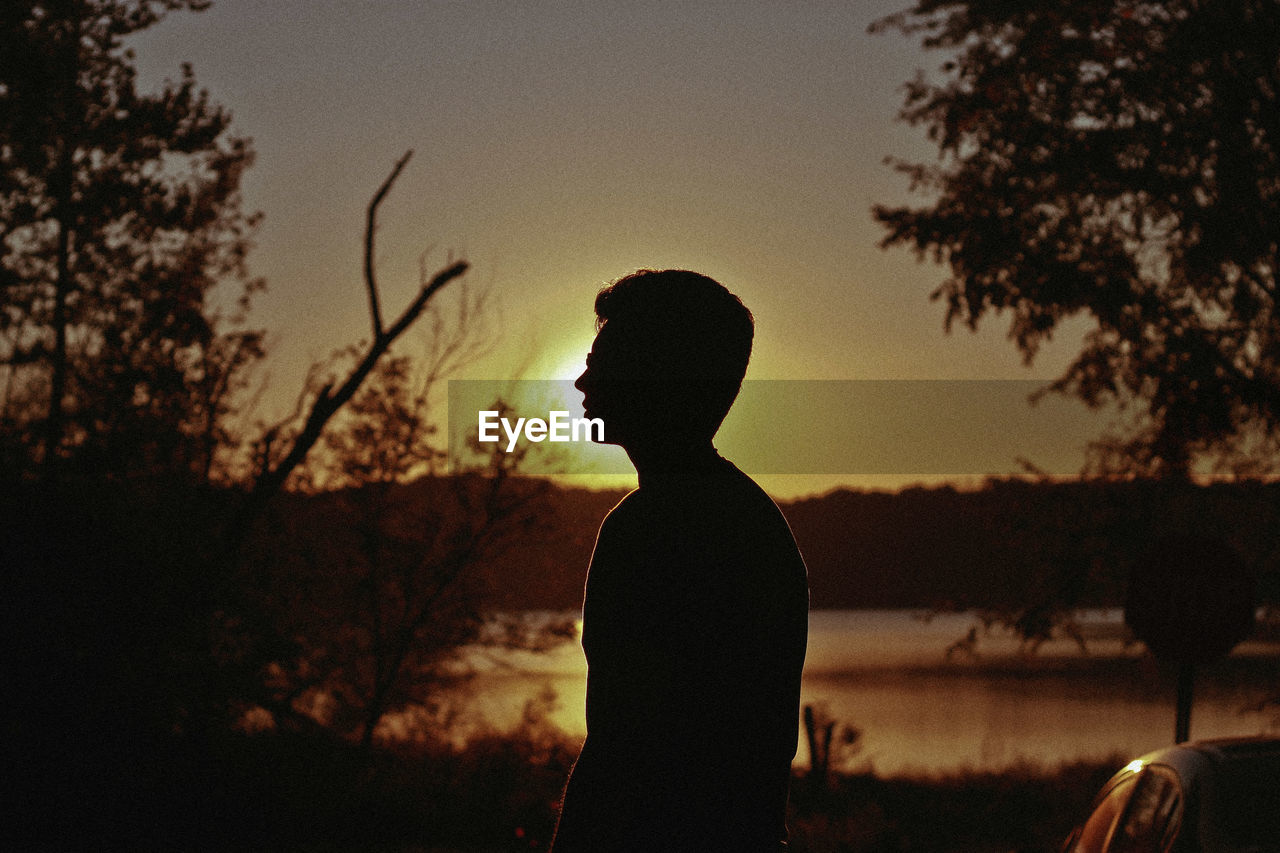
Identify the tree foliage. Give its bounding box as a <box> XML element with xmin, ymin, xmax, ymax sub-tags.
<box><xmin>872</xmin><ymin>0</ymin><xmax>1280</xmax><ymax>478</ymax></box>
<box><xmin>1</xmin><ymin>7</ymin><xmax>580</xmax><ymax>845</ymax></box>
<box><xmin>0</xmin><ymin>0</ymin><xmax>262</xmax><ymax>479</ymax></box>
<box><xmin>236</xmin><ymin>356</ymin><xmax>570</xmax><ymax>752</ymax></box>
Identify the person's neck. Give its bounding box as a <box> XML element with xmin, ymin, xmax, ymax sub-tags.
<box><xmin>624</xmin><ymin>438</ymin><xmax>723</xmax><ymax>489</ymax></box>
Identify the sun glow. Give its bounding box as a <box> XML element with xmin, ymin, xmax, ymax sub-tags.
<box><xmin>549</xmin><ymin>347</ymin><xmax>588</xmax><ymax>382</ymax></box>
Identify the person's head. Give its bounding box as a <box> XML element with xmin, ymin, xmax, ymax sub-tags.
<box><xmin>575</xmin><ymin>269</ymin><xmax>753</xmax><ymax>448</ymax></box>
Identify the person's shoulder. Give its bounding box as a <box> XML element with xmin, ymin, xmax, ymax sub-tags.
<box><xmin>715</xmin><ymin>460</ymin><xmax>789</xmax><ymax>519</ymax></box>
<box><xmin>709</xmin><ymin>462</ymin><xmax>809</xmax><ymax>596</ymax></box>
<box><xmin>690</xmin><ymin>461</ymin><xmax>797</xmax><ymax>544</ymax></box>
<box><xmin>598</xmin><ymin>487</ymin><xmax>645</xmax><ymax>532</ymax></box>
<box><xmin>606</xmin><ymin>488</ymin><xmax>641</xmax><ymax>514</ymax></box>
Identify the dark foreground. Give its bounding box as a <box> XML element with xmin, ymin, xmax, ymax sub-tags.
<box><xmin>11</xmin><ymin>721</ymin><xmax>1118</xmax><ymax>853</ymax></box>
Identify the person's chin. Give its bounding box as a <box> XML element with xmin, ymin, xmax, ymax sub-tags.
<box><xmin>588</xmin><ymin>419</ymin><xmax>623</xmax><ymax>446</ymax></box>
<box><xmin>593</xmin><ymin>428</ymin><xmax>621</xmax><ymax>446</ymax></box>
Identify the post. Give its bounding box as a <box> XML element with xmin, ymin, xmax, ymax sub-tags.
<box><xmin>1174</xmin><ymin>661</ymin><xmax>1194</xmax><ymax>744</ymax></box>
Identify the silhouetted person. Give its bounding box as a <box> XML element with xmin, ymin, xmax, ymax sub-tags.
<box><xmin>550</xmin><ymin>270</ymin><xmax>809</xmax><ymax>853</ymax></box>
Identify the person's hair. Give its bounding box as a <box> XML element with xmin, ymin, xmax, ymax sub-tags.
<box><xmin>594</xmin><ymin>269</ymin><xmax>753</xmax><ymax>434</ymax></box>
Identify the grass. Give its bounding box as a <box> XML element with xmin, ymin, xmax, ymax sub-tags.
<box><xmin>788</xmin><ymin>757</ymin><xmax>1121</xmax><ymax>852</ymax></box>
<box><xmin>13</xmin><ymin>719</ymin><xmax>1120</xmax><ymax>851</ymax></box>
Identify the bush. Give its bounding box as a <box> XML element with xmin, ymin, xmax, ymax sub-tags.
<box><xmin>788</xmin><ymin>757</ymin><xmax>1122</xmax><ymax>853</ymax></box>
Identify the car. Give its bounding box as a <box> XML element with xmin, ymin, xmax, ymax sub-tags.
<box><xmin>1063</xmin><ymin>737</ymin><xmax>1280</xmax><ymax>852</ymax></box>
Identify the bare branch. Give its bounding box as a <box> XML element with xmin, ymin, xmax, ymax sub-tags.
<box><xmin>364</xmin><ymin>150</ymin><xmax>414</xmax><ymax>339</ymax></box>
<box><xmin>238</xmin><ymin>156</ymin><xmax>469</xmax><ymax>527</ymax></box>
<box><xmin>383</xmin><ymin>260</ymin><xmax>469</xmax><ymax>344</ymax></box>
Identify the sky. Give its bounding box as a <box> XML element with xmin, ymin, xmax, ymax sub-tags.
<box><xmin>127</xmin><ymin>0</ymin><xmax>1109</xmax><ymax>497</ymax></box>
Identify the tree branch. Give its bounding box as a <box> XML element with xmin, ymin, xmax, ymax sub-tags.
<box><xmin>384</xmin><ymin>260</ymin><xmax>469</xmax><ymax>344</ymax></box>
<box><xmin>238</xmin><ymin>156</ymin><xmax>468</xmax><ymax>525</ymax></box>
<box><xmin>364</xmin><ymin>150</ymin><xmax>414</xmax><ymax>339</ymax></box>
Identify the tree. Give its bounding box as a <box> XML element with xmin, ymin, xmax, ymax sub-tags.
<box><xmin>236</xmin><ymin>150</ymin><xmax>466</xmax><ymax>510</ymax></box>
<box><xmin>1</xmin><ymin>7</ymin><xmax>570</xmax><ymax>844</ymax></box>
<box><xmin>1</xmin><ymin>0</ymin><xmax>486</xmax><ymax>768</ymax></box>
<box><xmin>233</xmin><ymin>356</ymin><xmax>573</xmax><ymax>751</ymax></box>
<box><xmin>872</xmin><ymin>0</ymin><xmax>1280</xmax><ymax>478</ymax></box>
<box><xmin>0</xmin><ymin>0</ymin><xmax>262</xmax><ymax>480</ymax></box>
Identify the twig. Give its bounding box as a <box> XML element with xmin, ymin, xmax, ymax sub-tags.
<box><xmin>364</xmin><ymin>150</ymin><xmax>414</xmax><ymax>339</ymax></box>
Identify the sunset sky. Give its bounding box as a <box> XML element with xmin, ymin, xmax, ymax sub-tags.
<box><xmin>129</xmin><ymin>0</ymin><xmax>1110</xmax><ymax>496</ymax></box>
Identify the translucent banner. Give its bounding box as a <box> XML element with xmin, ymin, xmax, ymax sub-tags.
<box><xmin>447</xmin><ymin>379</ymin><xmax>1095</xmax><ymax>476</ymax></box>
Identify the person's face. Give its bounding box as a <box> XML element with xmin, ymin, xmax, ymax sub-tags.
<box><xmin>574</xmin><ymin>321</ymin><xmax>665</xmax><ymax>447</ymax></box>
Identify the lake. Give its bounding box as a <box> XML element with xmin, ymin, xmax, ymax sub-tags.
<box><xmin>437</xmin><ymin>610</ymin><xmax>1280</xmax><ymax>776</ymax></box>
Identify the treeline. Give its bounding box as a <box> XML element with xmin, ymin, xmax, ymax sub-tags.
<box><xmin>221</xmin><ymin>474</ymin><xmax>1280</xmax><ymax>615</ymax></box>
<box><xmin>444</xmin><ymin>476</ymin><xmax>1280</xmax><ymax>617</ymax></box>
<box><xmin>784</xmin><ymin>478</ymin><xmax>1280</xmax><ymax>612</ymax></box>
<box><xmin>182</xmin><ymin>472</ymin><xmax>1280</xmax><ymax>621</ymax></box>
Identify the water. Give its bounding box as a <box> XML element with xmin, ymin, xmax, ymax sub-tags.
<box><xmin>440</xmin><ymin>610</ymin><xmax>1280</xmax><ymax>776</ymax></box>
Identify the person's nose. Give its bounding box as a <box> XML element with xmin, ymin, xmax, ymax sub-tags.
<box><xmin>574</xmin><ymin>368</ymin><xmax>590</xmax><ymax>393</ymax></box>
